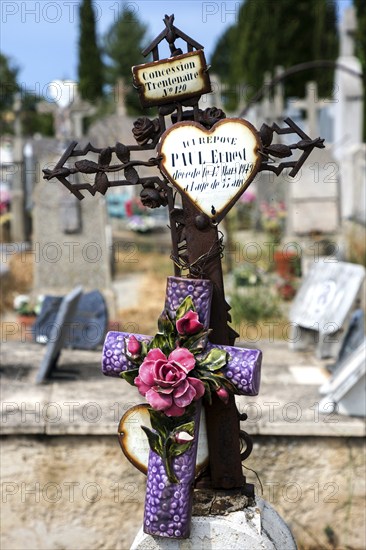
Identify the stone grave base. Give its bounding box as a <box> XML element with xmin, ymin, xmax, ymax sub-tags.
<box><xmin>130</xmin><ymin>497</ymin><xmax>297</xmax><ymax>549</ymax></box>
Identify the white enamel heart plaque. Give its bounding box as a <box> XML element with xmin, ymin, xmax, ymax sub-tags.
<box><xmin>158</xmin><ymin>118</ymin><xmax>261</xmax><ymax>221</ymax></box>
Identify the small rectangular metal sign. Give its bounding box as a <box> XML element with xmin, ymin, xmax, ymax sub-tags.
<box><xmin>132</xmin><ymin>50</ymin><xmax>211</xmax><ymax>107</ymax></box>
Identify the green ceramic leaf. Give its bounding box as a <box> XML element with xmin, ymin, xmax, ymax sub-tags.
<box><xmin>158</xmin><ymin>312</ymin><xmax>175</xmax><ymax>336</ymax></box>
<box><xmin>141</xmin><ymin>425</ymin><xmax>162</xmax><ymax>455</ymax></box>
<box><xmin>120</xmin><ymin>368</ymin><xmax>139</xmax><ymax>385</ymax></box>
<box><xmin>148</xmin><ymin>408</ymin><xmax>170</xmax><ymax>436</ymax></box>
<box><xmin>163</xmin><ymin>439</ymin><xmax>179</xmax><ymax>483</ymax></box>
<box><xmin>175</xmin><ymin>295</ymin><xmax>195</xmax><ymax>320</ymax></box>
<box><xmin>198</xmin><ymin>348</ymin><xmax>229</xmax><ymax>371</ymax></box>
<box><xmin>149</xmin><ymin>333</ymin><xmax>172</xmax><ymax>356</ymax></box>
<box><xmin>181</xmin><ymin>330</ymin><xmax>209</xmax><ymax>354</ymax></box>
<box><xmin>169</xmin><ymin>440</ymin><xmax>194</xmax><ymax>457</ymax></box>
<box><xmin>139</xmin><ymin>340</ymin><xmax>149</xmax><ymax>359</ymax></box>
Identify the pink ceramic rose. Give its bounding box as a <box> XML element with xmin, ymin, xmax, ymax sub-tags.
<box><xmin>176</xmin><ymin>310</ymin><xmax>203</xmax><ymax>336</ymax></box>
<box><xmin>134</xmin><ymin>347</ymin><xmax>205</xmax><ymax>416</ymax></box>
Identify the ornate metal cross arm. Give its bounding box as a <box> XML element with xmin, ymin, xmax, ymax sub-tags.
<box><xmin>258</xmin><ymin>116</ymin><xmax>325</xmax><ymax>177</ymax></box>
<box><xmin>42</xmin><ymin>118</ymin><xmax>168</xmax><ymax>201</ymax></box>
<box><xmin>43</xmin><ymin>114</ymin><xmax>324</xmax><ymax>202</ymax></box>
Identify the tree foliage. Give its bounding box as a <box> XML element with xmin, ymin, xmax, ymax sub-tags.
<box><xmin>103</xmin><ymin>4</ymin><xmax>148</xmax><ymax>114</ymax></box>
<box><xmin>211</xmin><ymin>0</ymin><xmax>338</xmax><ymax>109</ymax></box>
<box><xmin>78</xmin><ymin>0</ymin><xmax>104</xmax><ymax>101</ymax></box>
<box><xmin>0</xmin><ymin>53</ymin><xmax>53</xmax><ymax>137</ymax></box>
<box><xmin>0</xmin><ymin>53</ymin><xmax>19</xmax><ymax>132</ymax></box>
<box><xmin>21</xmin><ymin>94</ymin><xmax>54</xmax><ymax>137</ymax></box>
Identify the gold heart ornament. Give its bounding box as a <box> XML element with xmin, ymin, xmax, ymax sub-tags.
<box><xmin>158</xmin><ymin>118</ymin><xmax>261</xmax><ymax>222</ymax></box>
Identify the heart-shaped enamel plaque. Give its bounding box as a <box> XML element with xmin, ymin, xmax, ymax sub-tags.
<box><xmin>158</xmin><ymin>118</ymin><xmax>261</xmax><ymax>222</ymax></box>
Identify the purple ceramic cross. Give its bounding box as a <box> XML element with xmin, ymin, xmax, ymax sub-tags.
<box><xmin>102</xmin><ymin>276</ymin><xmax>262</xmax><ymax>539</ymax></box>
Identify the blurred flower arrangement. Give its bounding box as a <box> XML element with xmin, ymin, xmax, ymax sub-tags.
<box><xmin>13</xmin><ymin>294</ymin><xmax>44</xmax><ymax>316</ymax></box>
<box><xmin>125</xmin><ymin>197</ymin><xmax>147</xmax><ymax>217</ymax></box>
<box><xmin>275</xmin><ymin>277</ymin><xmax>298</xmax><ymax>301</ymax></box>
<box><xmin>237</xmin><ymin>190</ymin><xmax>256</xmax><ymax>229</ymax></box>
<box><xmin>234</xmin><ymin>263</ymin><xmax>263</xmax><ymax>287</ymax></box>
<box><xmin>260</xmin><ymin>200</ymin><xmax>287</xmax><ymax>242</ymax></box>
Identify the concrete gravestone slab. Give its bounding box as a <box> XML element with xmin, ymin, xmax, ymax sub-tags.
<box><xmin>36</xmin><ymin>286</ymin><xmax>82</xmax><ymax>384</ymax></box>
<box><xmin>334</xmin><ymin>7</ymin><xmax>364</xmax><ymax>220</ymax></box>
<box><xmin>33</xmin><ymin>162</ymin><xmax>115</xmax><ymax>316</ymax></box>
<box><xmin>289</xmin><ymin>261</ymin><xmax>365</xmax><ymax>358</ymax></box>
<box><xmin>337</xmin><ymin>308</ymin><xmax>364</xmax><ymax>364</ymax></box>
<box><xmin>287</xmin><ymin>148</ymin><xmax>340</xmax><ymax>236</ymax></box>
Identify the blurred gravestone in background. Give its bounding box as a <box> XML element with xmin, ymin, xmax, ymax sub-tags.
<box><xmin>32</xmin><ymin>81</ymin><xmax>115</xmax><ymax>316</ymax></box>
<box><xmin>289</xmin><ymin>261</ymin><xmax>365</xmax><ymax>359</ymax></box>
<box><xmin>334</xmin><ymin>6</ymin><xmax>364</xmax><ymax>222</ymax></box>
<box><xmin>286</xmin><ymin>82</ymin><xmax>340</xmax><ymax>240</ymax></box>
<box><xmin>35</xmin><ymin>285</ymin><xmax>83</xmax><ymax>384</ymax></box>
<box><xmin>319</xmin><ymin>339</ymin><xmax>366</xmax><ymax>417</ymax></box>
<box><xmin>33</xmin><ymin>289</ymin><xmax>108</xmax><ymax>350</ymax></box>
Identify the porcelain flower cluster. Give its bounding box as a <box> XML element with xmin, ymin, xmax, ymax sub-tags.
<box><xmin>121</xmin><ymin>296</ymin><xmax>233</xmax><ymax>417</ymax></box>
<box><xmin>120</xmin><ymin>295</ymin><xmax>234</xmax><ymax>482</ymax></box>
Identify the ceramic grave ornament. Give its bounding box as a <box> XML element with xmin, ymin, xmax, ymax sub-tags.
<box><xmin>102</xmin><ymin>276</ymin><xmax>261</xmax><ymax>538</ymax></box>
<box><xmin>158</xmin><ymin>119</ymin><xmax>261</xmax><ymax>222</ymax></box>
<box><xmin>44</xmin><ymin>12</ymin><xmax>324</xmax><ymax>546</ymax></box>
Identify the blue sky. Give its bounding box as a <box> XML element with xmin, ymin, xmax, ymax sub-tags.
<box><xmin>1</xmin><ymin>0</ymin><xmax>352</xmax><ymax>98</ymax></box>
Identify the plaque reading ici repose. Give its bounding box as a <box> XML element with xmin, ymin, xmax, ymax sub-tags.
<box><xmin>158</xmin><ymin>119</ymin><xmax>261</xmax><ymax>221</ymax></box>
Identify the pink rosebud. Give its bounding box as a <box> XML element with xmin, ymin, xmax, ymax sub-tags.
<box><xmin>127</xmin><ymin>335</ymin><xmax>141</xmax><ymax>357</ymax></box>
<box><xmin>175</xmin><ymin>431</ymin><xmax>194</xmax><ymax>444</ymax></box>
<box><xmin>216</xmin><ymin>387</ymin><xmax>229</xmax><ymax>405</ymax></box>
<box><xmin>176</xmin><ymin>310</ymin><xmax>203</xmax><ymax>336</ymax></box>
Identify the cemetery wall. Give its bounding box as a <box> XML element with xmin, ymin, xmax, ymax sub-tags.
<box><xmin>1</xmin><ymin>434</ymin><xmax>364</xmax><ymax>550</ymax></box>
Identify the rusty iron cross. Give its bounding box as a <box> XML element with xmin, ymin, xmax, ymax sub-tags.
<box><xmin>44</xmin><ymin>14</ymin><xmax>325</xmax><ymax>494</ymax></box>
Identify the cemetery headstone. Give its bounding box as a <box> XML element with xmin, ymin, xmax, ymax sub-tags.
<box><xmin>286</xmin><ymin>146</ymin><xmax>340</xmax><ymax>236</ymax></box>
<box><xmin>287</xmin><ymin>82</ymin><xmax>340</xmax><ymax>237</ymax></box>
<box><xmin>33</xmin><ymin>289</ymin><xmax>108</xmax><ymax>350</ymax></box>
<box><xmin>336</xmin><ymin>308</ymin><xmax>364</xmax><ymax>365</ymax></box>
<box><xmin>33</xmin><ymin>88</ymin><xmax>115</xmax><ymax>315</ymax></box>
<box><xmin>333</xmin><ymin>6</ymin><xmax>364</xmax><ymax>220</ymax></box>
<box><xmin>319</xmin><ymin>339</ymin><xmax>366</xmax><ymax>417</ymax></box>
<box><xmin>35</xmin><ymin>286</ymin><xmax>82</xmax><ymax>384</ymax></box>
<box><xmin>10</xmin><ymin>94</ymin><xmax>26</xmax><ymax>242</ymax></box>
<box><xmin>44</xmin><ymin>13</ymin><xmax>324</xmax><ymax>543</ymax></box>
<box><xmin>289</xmin><ymin>261</ymin><xmax>365</xmax><ymax>358</ymax></box>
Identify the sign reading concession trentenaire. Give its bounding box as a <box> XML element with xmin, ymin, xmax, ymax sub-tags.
<box><xmin>132</xmin><ymin>50</ymin><xmax>211</xmax><ymax>107</ymax></box>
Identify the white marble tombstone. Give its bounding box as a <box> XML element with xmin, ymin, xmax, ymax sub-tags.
<box><xmin>286</xmin><ymin>82</ymin><xmax>340</xmax><ymax>237</ymax></box>
<box><xmin>319</xmin><ymin>339</ymin><xmax>366</xmax><ymax>417</ymax></box>
<box><xmin>333</xmin><ymin>6</ymin><xmax>364</xmax><ymax>220</ymax></box>
<box><xmin>289</xmin><ymin>261</ymin><xmax>365</xmax><ymax>358</ymax></box>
